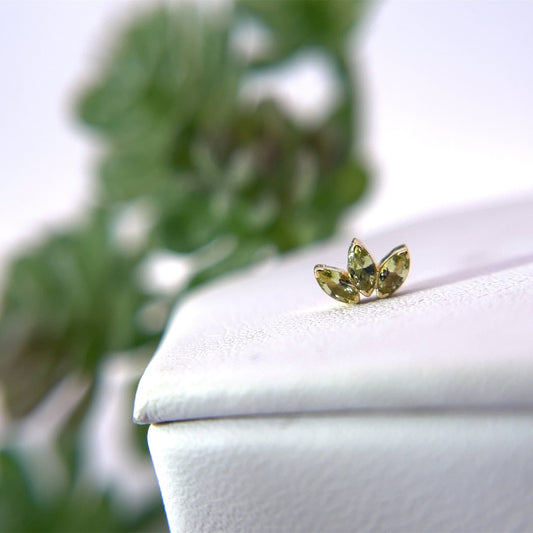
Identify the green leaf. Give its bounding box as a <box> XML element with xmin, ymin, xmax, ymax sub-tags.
<box><xmin>0</xmin><ymin>212</ymin><xmax>154</xmax><ymax>417</ymax></box>
<box><xmin>236</xmin><ymin>0</ymin><xmax>369</xmax><ymax>61</ymax></box>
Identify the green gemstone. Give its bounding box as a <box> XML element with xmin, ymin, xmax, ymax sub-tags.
<box><xmin>376</xmin><ymin>245</ymin><xmax>410</xmax><ymax>298</ymax></box>
<box><xmin>314</xmin><ymin>265</ymin><xmax>360</xmax><ymax>304</ymax></box>
<box><xmin>347</xmin><ymin>239</ymin><xmax>377</xmax><ymax>296</ymax></box>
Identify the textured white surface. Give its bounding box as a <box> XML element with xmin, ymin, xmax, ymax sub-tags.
<box><xmin>149</xmin><ymin>413</ymin><xmax>533</xmax><ymax>533</ymax></box>
<box><xmin>136</xmin><ymin>197</ymin><xmax>533</xmax><ymax>533</ymax></box>
<box><xmin>134</xmin><ymin>197</ymin><xmax>533</xmax><ymax>424</ymax></box>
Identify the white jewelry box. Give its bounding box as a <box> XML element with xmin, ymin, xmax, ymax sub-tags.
<box><xmin>134</xmin><ymin>198</ymin><xmax>533</xmax><ymax>532</ymax></box>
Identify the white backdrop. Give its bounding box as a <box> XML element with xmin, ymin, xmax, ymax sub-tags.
<box><xmin>357</xmin><ymin>0</ymin><xmax>533</xmax><ymax>233</ymax></box>
<box><xmin>1</xmin><ymin>0</ymin><xmax>532</xmax><ymax>274</ymax></box>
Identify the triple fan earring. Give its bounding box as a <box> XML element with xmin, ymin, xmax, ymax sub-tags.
<box><xmin>314</xmin><ymin>238</ymin><xmax>410</xmax><ymax>304</ymax></box>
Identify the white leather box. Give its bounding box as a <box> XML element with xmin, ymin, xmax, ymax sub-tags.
<box><xmin>134</xmin><ymin>198</ymin><xmax>533</xmax><ymax>533</ymax></box>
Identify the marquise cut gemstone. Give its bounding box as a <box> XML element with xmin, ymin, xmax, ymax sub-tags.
<box><xmin>376</xmin><ymin>245</ymin><xmax>410</xmax><ymax>298</ymax></box>
<box><xmin>347</xmin><ymin>239</ymin><xmax>377</xmax><ymax>296</ymax></box>
<box><xmin>314</xmin><ymin>265</ymin><xmax>360</xmax><ymax>304</ymax></box>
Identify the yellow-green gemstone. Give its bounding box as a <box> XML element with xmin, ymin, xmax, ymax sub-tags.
<box><xmin>376</xmin><ymin>245</ymin><xmax>410</xmax><ymax>298</ymax></box>
<box><xmin>347</xmin><ymin>239</ymin><xmax>377</xmax><ymax>296</ymax></box>
<box><xmin>314</xmin><ymin>265</ymin><xmax>360</xmax><ymax>304</ymax></box>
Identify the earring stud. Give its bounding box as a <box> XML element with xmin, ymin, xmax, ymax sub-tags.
<box><xmin>314</xmin><ymin>239</ymin><xmax>410</xmax><ymax>304</ymax></box>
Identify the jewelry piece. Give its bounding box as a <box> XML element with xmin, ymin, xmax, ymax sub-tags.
<box><xmin>314</xmin><ymin>239</ymin><xmax>410</xmax><ymax>304</ymax></box>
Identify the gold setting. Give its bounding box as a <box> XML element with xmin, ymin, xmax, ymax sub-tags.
<box><xmin>314</xmin><ymin>239</ymin><xmax>410</xmax><ymax>304</ymax></box>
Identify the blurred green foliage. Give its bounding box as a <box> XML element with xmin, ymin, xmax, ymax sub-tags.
<box><xmin>0</xmin><ymin>450</ymin><xmax>166</xmax><ymax>533</ymax></box>
<box><xmin>0</xmin><ymin>1</ymin><xmax>370</xmax><ymax>531</ymax></box>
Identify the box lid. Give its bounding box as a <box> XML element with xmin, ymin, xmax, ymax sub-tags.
<box><xmin>134</xmin><ymin>197</ymin><xmax>533</xmax><ymax>424</ymax></box>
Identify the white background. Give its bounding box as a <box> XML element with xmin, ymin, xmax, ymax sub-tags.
<box><xmin>1</xmin><ymin>0</ymin><xmax>532</xmax><ymax>275</ymax></box>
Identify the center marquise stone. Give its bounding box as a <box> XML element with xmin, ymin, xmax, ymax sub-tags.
<box><xmin>348</xmin><ymin>243</ymin><xmax>377</xmax><ymax>295</ymax></box>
